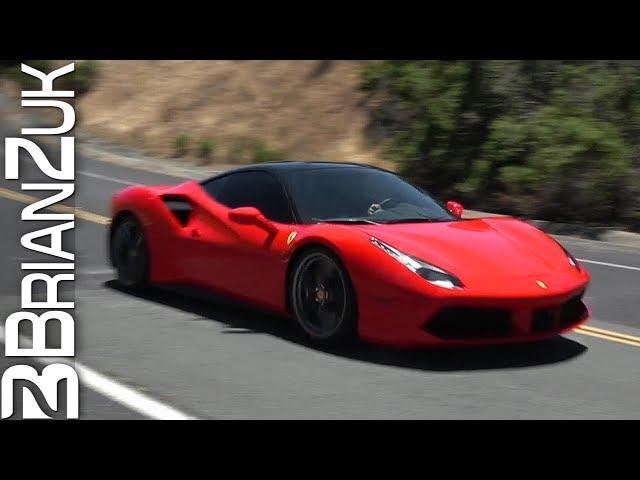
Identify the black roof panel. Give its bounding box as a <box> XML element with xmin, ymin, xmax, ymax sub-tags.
<box><xmin>234</xmin><ymin>161</ymin><xmax>376</xmax><ymax>172</ymax></box>
<box><xmin>201</xmin><ymin>161</ymin><xmax>388</xmax><ymax>183</ymax></box>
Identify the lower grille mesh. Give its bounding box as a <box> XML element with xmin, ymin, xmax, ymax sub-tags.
<box><xmin>425</xmin><ymin>293</ymin><xmax>587</xmax><ymax>341</ymax></box>
<box><xmin>559</xmin><ymin>295</ymin><xmax>588</xmax><ymax>328</ymax></box>
<box><xmin>424</xmin><ymin>307</ymin><xmax>512</xmax><ymax>340</ymax></box>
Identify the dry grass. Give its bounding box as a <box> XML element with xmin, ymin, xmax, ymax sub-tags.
<box><xmin>77</xmin><ymin>60</ymin><xmax>390</xmax><ymax>168</ymax></box>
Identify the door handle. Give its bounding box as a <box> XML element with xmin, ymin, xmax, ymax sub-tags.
<box><xmin>191</xmin><ymin>228</ymin><xmax>201</xmax><ymax>238</ymax></box>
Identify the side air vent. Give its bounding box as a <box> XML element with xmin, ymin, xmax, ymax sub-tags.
<box><xmin>162</xmin><ymin>196</ymin><xmax>193</xmax><ymax>227</ymax></box>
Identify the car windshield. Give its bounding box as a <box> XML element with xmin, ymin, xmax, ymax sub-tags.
<box><xmin>287</xmin><ymin>167</ymin><xmax>455</xmax><ymax>224</ymax></box>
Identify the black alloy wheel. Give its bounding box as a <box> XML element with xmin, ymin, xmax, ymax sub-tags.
<box><xmin>111</xmin><ymin>216</ymin><xmax>149</xmax><ymax>288</ymax></box>
<box><xmin>290</xmin><ymin>248</ymin><xmax>357</xmax><ymax>344</ymax></box>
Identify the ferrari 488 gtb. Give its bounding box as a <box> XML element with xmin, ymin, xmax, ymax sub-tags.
<box><xmin>109</xmin><ymin>162</ymin><xmax>590</xmax><ymax>347</ymax></box>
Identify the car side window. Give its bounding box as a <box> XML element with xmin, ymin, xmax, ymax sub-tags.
<box><xmin>202</xmin><ymin>175</ymin><xmax>229</xmax><ymax>200</ymax></box>
<box><xmin>208</xmin><ymin>171</ymin><xmax>294</xmax><ymax>224</ymax></box>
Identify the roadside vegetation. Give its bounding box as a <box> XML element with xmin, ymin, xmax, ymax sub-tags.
<box><xmin>0</xmin><ymin>60</ymin><xmax>99</xmax><ymax>95</ymax></box>
<box><xmin>174</xmin><ymin>134</ymin><xmax>286</xmax><ymax>164</ymax></box>
<box><xmin>361</xmin><ymin>61</ymin><xmax>640</xmax><ymax>230</ymax></box>
<box><xmin>198</xmin><ymin>139</ymin><xmax>216</xmax><ymax>162</ymax></box>
<box><xmin>250</xmin><ymin>139</ymin><xmax>287</xmax><ymax>163</ymax></box>
<box><xmin>174</xmin><ymin>133</ymin><xmax>192</xmax><ymax>157</ymax></box>
<box><xmin>2</xmin><ymin>60</ymin><xmax>638</xmax><ymax>230</ymax></box>
<box><xmin>226</xmin><ymin>137</ymin><xmax>287</xmax><ymax>164</ymax></box>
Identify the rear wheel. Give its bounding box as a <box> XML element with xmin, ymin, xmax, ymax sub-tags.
<box><xmin>111</xmin><ymin>215</ymin><xmax>149</xmax><ymax>288</ymax></box>
<box><xmin>290</xmin><ymin>248</ymin><xmax>357</xmax><ymax>344</ymax></box>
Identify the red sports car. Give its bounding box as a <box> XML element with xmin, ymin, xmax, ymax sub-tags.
<box><xmin>109</xmin><ymin>162</ymin><xmax>590</xmax><ymax>347</ymax></box>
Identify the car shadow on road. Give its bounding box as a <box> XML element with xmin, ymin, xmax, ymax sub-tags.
<box><xmin>105</xmin><ymin>280</ymin><xmax>588</xmax><ymax>372</ymax></box>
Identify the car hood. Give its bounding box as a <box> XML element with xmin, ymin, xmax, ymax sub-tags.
<box><xmin>351</xmin><ymin>217</ymin><xmax>572</xmax><ymax>284</ymax></box>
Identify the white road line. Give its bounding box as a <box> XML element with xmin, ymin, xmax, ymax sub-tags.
<box><xmin>557</xmin><ymin>236</ymin><xmax>640</xmax><ymax>253</ymax></box>
<box><xmin>72</xmin><ymin>362</ymin><xmax>197</xmax><ymax>420</ymax></box>
<box><xmin>77</xmin><ymin>170</ymin><xmax>138</xmax><ymax>186</ymax></box>
<box><xmin>0</xmin><ymin>326</ymin><xmax>197</xmax><ymax>420</ymax></box>
<box><xmin>578</xmin><ymin>259</ymin><xmax>640</xmax><ymax>272</ymax></box>
<box><xmin>77</xmin><ymin>268</ymin><xmax>115</xmax><ymax>275</ymax></box>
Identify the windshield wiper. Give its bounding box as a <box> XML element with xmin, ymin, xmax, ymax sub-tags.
<box><xmin>313</xmin><ymin>217</ymin><xmax>381</xmax><ymax>225</ymax></box>
<box><xmin>380</xmin><ymin>218</ymin><xmax>434</xmax><ymax>224</ymax></box>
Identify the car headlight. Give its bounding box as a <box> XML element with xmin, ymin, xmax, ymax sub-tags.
<box><xmin>554</xmin><ymin>240</ymin><xmax>581</xmax><ymax>271</ymax></box>
<box><xmin>566</xmin><ymin>252</ymin><xmax>580</xmax><ymax>270</ymax></box>
<box><xmin>370</xmin><ymin>237</ymin><xmax>463</xmax><ymax>289</ymax></box>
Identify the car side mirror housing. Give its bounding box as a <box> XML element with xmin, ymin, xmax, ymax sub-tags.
<box><xmin>446</xmin><ymin>201</ymin><xmax>464</xmax><ymax>218</ymax></box>
<box><xmin>229</xmin><ymin>206</ymin><xmax>277</xmax><ymax>233</ymax></box>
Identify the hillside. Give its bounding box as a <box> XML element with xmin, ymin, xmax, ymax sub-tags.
<box><xmin>76</xmin><ymin>60</ymin><xmax>388</xmax><ymax>168</ymax></box>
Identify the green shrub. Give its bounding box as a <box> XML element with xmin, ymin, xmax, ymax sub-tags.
<box><xmin>63</xmin><ymin>60</ymin><xmax>99</xmax><ymax>95</ymax></box>
<box><xmin>198</xmin><ymin>139</ymin><xmax>216</xmax><ymax>160</ymax></box>
<box><xmin>250</xmin><ymin>140</ymin><xmax>287</xmax><ymax>163</ymax></box>
<box><xmin>0</xmin><ymin>60</ymin><xmax>53</xmax><ymax>90</ymax></box>
<box><xmin>174</xmin><ymin>134</ymin><xmax>192</xmax><ymax>157</ymax></box>
<box><xmin>227</xmin><ymin>137</ymin><xmax>287</xmax><ymax>163</ymax></box>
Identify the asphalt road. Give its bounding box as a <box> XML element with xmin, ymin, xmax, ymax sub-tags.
<box><xmin>0</xmin><ymin>119</ymin><xmax>639</xmax><ymax>419</ymax></box>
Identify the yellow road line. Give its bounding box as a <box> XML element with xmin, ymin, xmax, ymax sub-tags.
<box><xmin>0</xmin><ymin>186</ymin><xmax>110</xmax><ymax>225</ymax></box>
<box><xmin>0</xmin><ymin>187</ymin><xmax>36</xmax><ymax>204</ymax></box>
<box><xmin>1</xmin><ymin>185</ymin><xmax>640</xmax><ymax>351</ymax></box>
<box><xmin>576</xmin><ymin>325</ymin><xmax>640</xmax><ymax>348</ymax></box>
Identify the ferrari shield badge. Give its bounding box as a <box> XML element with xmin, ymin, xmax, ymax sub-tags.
<box><xmin>287</xmin><ymin>231</ymin><xmax>297</xmax><ymax>245</ymax></box>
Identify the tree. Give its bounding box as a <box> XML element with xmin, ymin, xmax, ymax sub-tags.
<box><xmin>361</xmin><ymin>60</ymin><xmax>639</xmax><ymax>228</ymax></box>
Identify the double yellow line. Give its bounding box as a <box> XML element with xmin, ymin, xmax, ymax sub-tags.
<box><xmin>576</xmin><ymin>325</ymin><xmax>640</xmax><ymax>348</ymax></box>
<box><xmin>1</xmin><ymin>185</ymin><xmax>639</xmax><ymax>350</ymax></box>
<box><xmin>0</xmin><ymin>187</ymin><xmax>110</xmax><ymax>225</ymax></box>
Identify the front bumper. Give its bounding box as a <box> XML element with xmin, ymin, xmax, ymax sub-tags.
<box><xmin>355</xmin><ymin>273</ymin><xmax>590</xmax><ymax>348</ymax></box>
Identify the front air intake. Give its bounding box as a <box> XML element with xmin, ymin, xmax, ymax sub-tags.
<box><xmin>559</xmin><ymin>295</ymin><xmax>588</xmax><ymax>328</ymax></box>
<box><xmin>532</xmin><ymin>308</ymin><xmax>556</xmax><ymax>333</ymax></box>
<box><xmin>424</xmin><ymin>307</ymin><xmax>512</xmax><ymax>340</ymax></box>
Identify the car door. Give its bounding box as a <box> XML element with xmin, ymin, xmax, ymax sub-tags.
<box><xmin>189</xmin><ymin>170</ymin><xmax>295</xmax><ymax>310</ymax></box>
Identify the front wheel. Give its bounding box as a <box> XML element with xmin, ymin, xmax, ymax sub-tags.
<box><xmin>111</xmin><ymin>215</ymin><xmax>149</xmax><ymax>289</ymax></box>
<box><xmin>290</xmin><ymin>248</ymin><xmax>357</xmax><ymax>345</ymax></box>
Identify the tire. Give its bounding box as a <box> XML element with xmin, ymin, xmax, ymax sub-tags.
<box><xmin>289</xmin><ymin>247</ymin><xmax>357</xmax><ymax>345</ymax></box>
<box><xmin>111</xmin><ymin>215</ymin><xmax>149</xmax><ymax>289</ymax></box>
